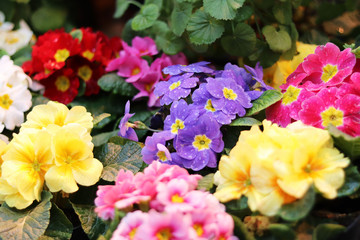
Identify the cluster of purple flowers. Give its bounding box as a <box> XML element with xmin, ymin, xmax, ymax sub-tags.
<box><xmin>138</xmin><ymin>61</ymin><xmax>271</xmax><ymax>171</ymax></box>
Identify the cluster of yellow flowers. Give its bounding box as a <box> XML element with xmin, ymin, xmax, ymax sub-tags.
<box><xmin>0</xmin><ymin>101</ymin><xmax>103</xmax><ymax>209</ymax></box>
<box><xmin>214</xmin><ymin>120</ymin><xmax>350</xmax><ymax>216</ymax></box>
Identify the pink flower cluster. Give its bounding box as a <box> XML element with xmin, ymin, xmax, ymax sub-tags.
<box><xmin>106</xmin><ymin>37</ymin><xmax>188</xmax><ymax>107</ymax></box>
<box><xmin>95</xmin><ymin>162</ymin><xmax>237</xmax><ymax>240</ymax></box>
<box><xmin>266</xmin><ymin>43</ymin><xmax>360</xmax><ymax>136</ymax></box>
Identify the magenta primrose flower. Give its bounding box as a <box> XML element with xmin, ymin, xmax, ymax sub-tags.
<box><xmin>111</xmin><ymin>211</ymin><xmax>148</xmax><ymax>240</ymax></box>
<box><xmin>118</xmin><ymin>100</ymin><xmax>138</xmax><ymax>142</ymax></box>
<box><xmin>122</xmin><ymin>36</ymin><xmax>158</xmax><ymax>57</ymax></box>
<box><xmin>173</xmin><ymin>115</ymin><xmax>224</xmax><ymax>171</ymax></box>
<box><xmin>299</xmin><ymin>87</ymin><xmax>360</xmax><ymax>136</ymax></box>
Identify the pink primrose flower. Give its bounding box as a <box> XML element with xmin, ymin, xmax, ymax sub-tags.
<box><xmin>213</xmin><ymin>213</ymin><xmax>239</xmax><ymax>240</ymax></box>
<box><xmin>299</xmin><ymin>87</ymin><xmax>360</xmax><ymax>136</ymax></box>
<box><xmin>131</xmin><ymin>37</ymin><xmax>158</xmax><ymax>57</ymax></box>
<box><xmin>111</xmin><ymin>211</ymin><xmax>148</xmax><ymax>240</ymax></box>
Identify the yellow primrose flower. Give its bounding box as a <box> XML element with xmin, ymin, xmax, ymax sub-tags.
<box><xmin>0</xmin><ymin>138</ymin><xmax>8</xmax><ymax>177</ymax></box>
<box><xmin>45</xmin><ymin>129</ymin><xmax>103</xmax><ymax>193</ymax></box>
<box><xmin>21</xmin><ymin>101</ymin><xmax>93</xmax><ymax>134</ymax></box>
<box><xmin>1</xmin><ymin>131</ymin><xmax>53</xmax><ymax>202</ymax></box>
<box><xmin>264</xmin><ymin>42</ymin><xmax>317</xmax><ymax>89</ymax></box>
<box><xmin>214</xmin><ymin>142</ymin><xmax>265</xmax><ymax>212</ymax></box>
<box><xmin>0</xmin><ymin>178</ymin><xmax>33</xmax><ymax>209</ymax></box>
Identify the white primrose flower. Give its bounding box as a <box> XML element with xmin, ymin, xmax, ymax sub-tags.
<box><xmin>0</xmin><ymin>20</ymin><xmax>33</xmax><ymax>55</ymax></box>
<box><xmin>0</xmin><ymin>11</ymin><xmax>14</xmax><ymax>32</ymax></box>
<box><xmin>0</xmin><ymin>55</ymin><xmax>32</xmax><ymax>88</ymax></box>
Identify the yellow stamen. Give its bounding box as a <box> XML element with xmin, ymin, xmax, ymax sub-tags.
<box><xmin>282</xmin><ymin>85</ymin><xmax>301</xmax><ymax>105</ymax></box>
<box><xmin>205</xmin><ymin>99</ymin><xmax>216</xmax><ymax>112</ymax></box>
<box><xmin>223</xmin><ymin>87</ymin><xmax>237</xmax><ymax>100</ymax></box>
<box><xmin>157</xmin><ymin>151</ymin><xmax>167</xmax><ymax>162</ymax></box>
<box><xmin>321</xmin><ymin>64</ymin><xmax>338</xmax><ymax>83</ymax></box>
<box><xmin>5</xmin><ymin>37</ymin><xmax>19</xmax><ymax>44</ymax></box>
<box><xmin>169</xmin><ymin>81</ymin><xmax>181</xmax><ymax>91</ymax></box>
<box><xmin>131</xmin><ymin>67</ymin><xmax>140</xmax><ymax>76</ymax></box>
<box><xmin>193</xmin><ymin>224</ymin><xmax>204</xmax><ymax>237</ymax></box>
<box><xmin>128</xmin><ymin>228</ymin><xmax>137</xmax><ymax>240</ymax></box>
<box><xmin>171</xmin><ymin>193</ymin><xmax>184</xmax><ymax>203</ymax></box>
<box><xmin>321</xmin><ymin>106</ymin><xmax>344</xmax><ymax>127</ymax></box>
<box><xmin>0</xmin><ymin>94</ymin><xmax>13</xmax><ymax>109</ymax></box>
<box><xmin>77</xmin><ymin>65</ymin><xmax>93</xmax><ymax>82</ymax></box>
<box><xmin>171</xmin><ymin>119</ymin><xmax>184</xmax><ymax>134</ymax></box>
<box><xmin>156</xmin><ymin>228</ymin><xmax>172</xmax><ymax>240</ymax></box>
<box><xmin>192</xmin><ymin>135</ymin><xmax>212</xmax><ymax>151</ymax></box>
<box><xmin>82</xmin><ymin>50</ymin><xmax>94</xmax><ymax>61</ymax></box>
<box><xmin>55</xmin><ymin>76</ymin><xmax>70</xmax><ymax>92</ymax></box>
<box><xmin>54</xmin><ymin>49</ymin><xmax>70</xmax><ymax>62</ymax></box>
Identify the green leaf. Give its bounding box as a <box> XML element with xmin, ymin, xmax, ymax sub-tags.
<box><xmin>279</xmin><ymin>186</ymin><xmax>315</xmax><ymax>221</ymax></box>
<box><xmin>262</xmin><ymin>25</ymin><xmax>292</xmax><ymax>53</ymax></box>
<box><xmin>245</xmin><ymin>90</ymin><xmax>282</xmax><ymax>116</ymax></box>
<box><xmin>71</xmin><ymin>203</ymin><xmax>108</xmax><ymax>240</ymax></box>
<box><xmin>0</xmin><ymin>191</ymin><xmax>52</xmax><ymax>240</ymax></box>
<box><xmin>131</xmin><ymin>4</ymin><xmax>160</xmax><ymax>31</ymax></box>
<box><xmin>186</xmin><ymin>9</ymin><xmax>225</xmax><ymax>45</ymax></box>
<box><xmin>272</xmin><ymin>1</ymin><xmax>292</xmax><ymax>25</ymax></box>
<box><xmin>171</xmin><ymin>2</ymin><xmax>193</xmax><ymax>36</ymax></box>
<box><xmin>92</xmin><ymin>130</ymin><xmax>119</xmax><ymax>147</ymax></box>
<box><xmin>328</xmin><ymin>125</ymin><xmax>360</xmax><ymax>160</ymax></box>
<box><xmin>197</xmin><ymin>173</ymin><xmax>214</xmax><ymax>191</ymax></box>
<box><xmin>351</xmin><ymin>46</ymin><xmax>360</xmax><ymax>58</ymax></box>
<box><xmin>114</xmin><ymin>0</ymin><xmax>130</xmax><ymax>18</ymax></box>
<box><xmin>221</xmin><ymin>23</ymin><xmax>256</xmax><ymax>57</ymax></box>
<box><xmin>95</xmin><ymin>139</ymin><xmax>143</xmax><ymax>181</ymax></box>
<box><xmin>93</xmin><ymin>113</ymin><xmax>111</xmax><ymax>127</ymax></box>
<box><xmin>203</xmin><ymin>0</ymin><xmax>245</xmax><ymax>20</ymax></box>
<box><xmin>97</xmin><ymin>73</ymin><xmax>138</xmax><ymax>96</ymax></box>
<box><xmin>281</xmin><ymin>23</ymin><xmax>299</xmax><ymax>60</ymax></box>
<box><xmin>70</xmin><ymin>29</ymin><xmax>83</xmax><ymax>42</ymax></box>
<box><xmin>122</xmin><ymin>20</ymin><xmax>147</xmax><ymax>44</ymax></box>
<box><xmin>230</xmin><ymin>117</ymin><xmax>262</xmax><ymax>126</ymax></box>
<box><xmin>313</xmin><ymin>224</ymin><xmax>346</xmax><ymax>240</ymax></box>
<box><xmin>235</xmin><ymin>5</ymin><xmax>254</xmax><ymax>22</ymax></box>
<box><xmin>31</xmin><ymin>7</ymin><xmax>67</xmax><ymax>32</ymax></box>
<box><xmin>268</xmin><ymin>224</ymin><xmax>296</xmax><ymax>240</ymax></box>
<box><xmin>337</xmin><ymin>165</ymin><xmax>360</xmax><ymax>197</ymax></box>
<box><xmin>39</xmin><ymin>204</ymin><xmax>72</xmax><ymax>240</ymax></box>
<box><xmin>150</xmin><ymin>21</ymin><xmax>170</xmax><ymax>36</ymax></box>
<box><xmin>0</xmin><ymin>49</ymin><xmax>9</xmax><ymax>58</ymax></box>
<box><xmin>145</xmin><ymin>0</ymin><xmax>163</xmax><ymax>8</ymax></box>
<box><xmin>155</xmin><ymin>32</ymin><xmax>184</xmax><ymax>55</ymax></box>
<box><xmin>248</xmin><ymin>40</ymin><xmax>281</xmax><ymax>68</ymax></box>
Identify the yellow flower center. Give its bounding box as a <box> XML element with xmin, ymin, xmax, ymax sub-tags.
<box><xmin>32</xmin><ymin>160</ymin><xmax>42</xmax><ymax>172</ymax></box>
<box><xmin>192</xmin><ymin>134</ymin><xmax>211</xmax><ymax>151</ymax></box>
<box><xmin>193</xmin><ymin>224</ymin><xmax>204</xmax><ymax>237</ymax></box>
<box><xmin>171</xmin><ymin>193</ymin><xmax>184</xmax><ymax>203</ymax></box>
<box><xmin>44</xmin><ymin>68</ymin><xmax>51</xmax><ymax>74</ymax></box>
<box><xmin>321</xmin><ymin>64</ymin><xmax>338</xmax><ymax>83</ymax></box>
<box><xmin>171</xmin><ymin>119</ymin><xmax>184</xmax><ymax>134</ymax></box>
<box><xmin>282</xmin><ymin>85</ymin><xmax>301</xmax><ymax>105</ymax></box>
<box><xmin>244</xmin><ymin>178</ymin><xmax>252</xmax><ymax>187</ymax></box>
<box><xmin>223</xmin><ymin>87</ymin><xmax>237</xmax><ymax>100</ymax></box>
<box><xmin>77</xmin><ymin>65</ymin><xmax>93</xmax><ymax>82</ymax></box>
<box><xmin>65</xmin><ymin>156</ymin><xmax>73</xmax><ymax>164</ymax></box>
<box><xmin>128</xmin><ymin>228</ymin><xmax>137</xmax><ymax>240</ymax></box>
<box><xmin>205</xmin><ymin>99</ymin><xmax>216</xmax><ymax>112</ymax></box>
<box><xmin>55</xmin><ymin>76</ymin><xmax>70</xmax><ymax>92</ymax></box>
<box><xmin>156</xmin><ymin>228</ymin><xmax>172</xmax><ymax>240</ymax></box>
<box><xmin>5</xmin><ymin>36</ymin><xmax>19</xmax><ymax>45</ymax></box>
<box><xmin>82</xmin><ymin>50</ymin><xmax>94</xmax><ymax>61</ymax></box>
<box><xmin>157</xmin><ymin>151</ymin><xmax>167</xmax><ymax>162</ymax></box>
<box><xmin>131</xmin><ymin>67</ymin><xmax>140</xmax><ymax>76</ymax></box>
<box><xmin>0</xmin><ymin>94</ymin><xmax>13</xmax><ymax>109</ymax></box>
<box><xmin>169</xmin><ymin>81</ymin><xmax>181</xmax><ymax>91</ymax></box>
<box><xmin>145</xmin><ymin>83</ymin><xmax>153</xmax><ymax>92</ymax></box>
<box><xmin>54</xmin><ymin>49</ymin><xmax>70</xmax><ymax>63</ymax></box>
<box><xmin>320</xmin><ymin>106</ymin><xmax>344</xmax><ymax>127</ymax></box>
<box><xmin>218</xmin><ymin>236</ymin><xmax>226</xmax><ymax>240</ymax></box>
<box><xmin>6</xmin><ymin>83</ymin><xmax>12</xmax><ymax>88</ymax></box>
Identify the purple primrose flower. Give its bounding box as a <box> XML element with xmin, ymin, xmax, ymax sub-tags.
<box><xmin>118</xmin><ymin>100</ymin><xmax>138</xmax><ymax>141</ymax></box>
<box><xmin>141</xmin><ymin>131</ymin><xmax>174</xmax><ymax>164</ymax></box>
<box><xmin>162</xmin><ymin>61</ymin><xmax>214</xmax><ymax>76</ymax></box>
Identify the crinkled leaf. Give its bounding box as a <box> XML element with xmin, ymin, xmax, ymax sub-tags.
<box><xmin>114</xmin><ymin>0</ymin><xmax>130</xmax><ymax>18</ymax></box>
<box><xmin>235</xmin><ymin>5</ymin><xmax>254</xmax><ymax>22</ymax></box>
<box><xmin>0</xmin><ymin>191</ymin><xmax>52</xmax><ymax>240</ymax></box>
<box><xmin>150</xmin><ymin>20</ymin><xmax>170</xmax><ymax>37</ymax></box>
<box><xmin>97</xmin><ymin>73</ymin><xmax>138</xmax><ymax>96</ymax></box>
<box><xmin>268</xmin><ymin>224</ymin><xmax>296</xmax><ymax>240</ymax></box>
<box><xmin>186</xmin><ymin>9</ymin><xmax>225</xmax><ymax>45</ymax></box>
<box><xmin>313</xmin><ymin>224</ymin><xmax>346</xmax><ymax>240</ymax></box>
<box><xmin>171</xmin><ymin>2</ymin><xmax>193</xmax><ymax>36</ymax></box>
<box><xmin>197</xmin><ymin>173</ymin><xmax>214</xmax><ymax>191</ymax></box>
<box><xmin>203</xmin><ymin>0</ymin><xmax>245</xmax><ymax>20</ymax></box>
<box><xmin>31</xmin><ymin>7</ymin><xmax>67</xmax><ymax>32</ymax></box>
<box><xmin>248</xmin><ymin>40</ymin><xmax>281</xmax><ymax>68</ymax></box>
<box><xmin>92</xmin><ymin>130</ymin><xmax>119</xmax><ymax>147</ymax></box>
<box><xmin>230</xmin><ymin>117</ymin><xmax>262</xmax><ymax>126</ymax></box>
<box><xmin>328</xmin><ymin>125</ymin><xmax>360</xmax><ymax>160</ymax></box>
<box><xmin>231</xmin><ymin>214</ymin><xmax>255</xmax><ymax>240</ymax></box>
<box><xmin>70</xmin><ymin>29</ymin><xmax>83</xmax><ymax>41</ymax></box>
<box><xmin>131</xmin><ymin>4</ymin><xmax>160</xmax><ymax>31</ymax></box>
<box><xmin>262</xmin><ymin>25</ymin><xmax>292</xmax><ymax>53</ymax></box>
<box><xmin>155</xmin><ymin>32</ymin><xmax>184</xmax><ymax>55</ymax></box>
<box><xmin>39</xmin><ymin>204</ymin><xmax>72</xmax><ymax>240</ymax></box>
<box><xmin>245</xmin><ymin>90</ymin><xmax>282</xmax><ymax>116</ymax></box>
<box><xmin>71</xmin><ymin>203</ymin><xmax>108</xmax><ymax>240</ymax></box>
<box><xmin>337</xmin><ymin>165</ymin><xmax>360</xmax><ymax>197</ymax></box>
<box><xmin>272</xmin><ymin>1</ymin><xmax>292</xmax><ymax>24</ymax></box>
<box><xmin>221</xmin><ymin>23</ymin><xmax>256</xmax><ymax>56</ymax></box>
<box><xmin>279</xmin><ymin>186</ymin><xmax>315</xmax><ymax>221</ymax></box>
<box><xmin>95</xmin><ymin>139</ymin><xmax>143</xmax><ymax>181</ymax></box>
